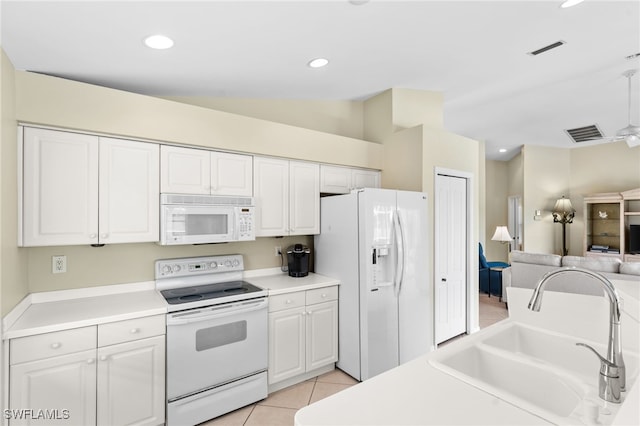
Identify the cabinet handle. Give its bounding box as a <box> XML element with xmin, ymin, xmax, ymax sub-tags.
<box><xmin>100</xmin><ymin>355</ymin><xmax>109</xmax><ymax>362</ymax></box>
<box><xmin>100</xmin><ymin>233</ymin><xmax>108</xmax><ymax>239</ymax></box>
<box><xmin>50</xmin><ymin>342</ymin><xmax>61</xmax><ymax>349</ymax></box>
<box><xmin>286</xmin><ymin>299</ymin><xmax>292</xmax><ymax>304</ymax></box>
<box><xmin>321</xmin><ymin>293</ymin><xmax>327</xmax><ymax>298</ymax></box>
<box><xmin>130</xmin><ymin>328</ymin><xmax>140</xmax><ymax>334</ymax></box>
<box><xmin>87</xmin><ymin>359</ymin><xmax>95</xmax><ymax>364</ymax></box>
<box><xmin>89</xmin><ymin>234</ymin><xmax>97</xmax><ymax>239</ymax></box>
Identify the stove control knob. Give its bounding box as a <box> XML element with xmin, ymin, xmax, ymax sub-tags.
<box><xmin>162</xmin><ymin>265</ymin><xmax>172</xmax><ymax>275</ymax></box>
<box><xmin>209</xmin><ymin>261</ymin><xmax>218</xmax><ymax>269</ymax></box>
<box><xmin>232</xmin><ymin>259</ymin><xmax>240</xmax><ymax>267</ymax></box>
<box><xmin>224</xmin><ymin>260</ymin><xmax>232</xmax><ymax>267</ymax></box>
<box><xmin>172</xmin><ymin>265</ymin><xmax>181</xmax><ymax>273</ymax></box>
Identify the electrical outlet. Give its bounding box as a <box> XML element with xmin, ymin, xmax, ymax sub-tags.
<box><xmin>52</xmin><ymin>255</ymin><xmax>67</xmax><ymax>274</ymax></box>
<box><xmin>275</xmin><ymin>246</ymin><xmax>282</xmax><ymax>257</ymax></box>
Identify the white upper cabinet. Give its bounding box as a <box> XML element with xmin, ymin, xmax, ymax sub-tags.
<box><xmin>320</xmin><ymin>164</ymin><xmax>380</xmax><ymax>194</ymax></box>
<box><xmin>21</xmin><ymin>127</ymin><xmax>159</xmax><ymax>246</ymax></box>
<box><xmin>22</xmin><ymin>127</ymin><xmax>99</xmax><ymax>246</ymax></box>
<box><xmin>289</xmin><ymin>161</ymin><xmax>320</xmax><ymax>235</ymax></box>
<box><xmin>160</xmin><ymin>145</ymin><xmax>253</xmax><ymax>196</ymax></box>
<box><xmin>253</xmin><ymin>157</ymin><xmax>319</xmax><ymax>236</ymax></box>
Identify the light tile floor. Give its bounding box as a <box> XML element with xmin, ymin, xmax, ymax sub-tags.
<box><xmin>201</xmin><ymin>292</ymin><xmax>507</xmax><ymax>426</ymax></box>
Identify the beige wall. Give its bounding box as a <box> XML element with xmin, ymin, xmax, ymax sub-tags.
<box><xmin>363</xmin><ymin>88</ymin><xmax>443</xmax><ymax>143</ymax></box>
<box><xmin>499</xmin><ymin>142</ymin><xmax>640</xmax><ymax>257</ymax></box>
<box><xmin>568</xmin><ymin>141</ymin><xmax>640</xmax><ymax>257</ymax></box>
<box><xmin>381</xmin><ymin>125</ymin><xmax>423</xmax><ymax>191</ymax></box>
<box><xmin>15</xmin><ymin>71</ymin><xmax>382</xmax><ymax>170</ymax></box>
<box><xmin>1</xmin><ymin>50</ymin><xmax>28</xmax><ymax>316</ymax></box>
<box><xmin>522</xmin><ymin>145</ymin><xmax>571</xmax><ymax>255</ymax></box>
<box><xmin>26</xmin><ymin>236</ymin><xmax>312</xmax><ymax>294</ymax></box>
<box><xmin>421</xmin><ymin>126</ymin><xmax>482</xmax><ymax>329</ymax></box>
<box><xmin>484</xmin><ymin>160</ymin><xmax>509</xmax><ymax>263</ymax></box>
<box><xmin>163</xmin><ymin>96</ymin><xmax>365</xmax><ymax>141</ymax></box>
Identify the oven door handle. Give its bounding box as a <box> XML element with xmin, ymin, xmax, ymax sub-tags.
<box><xmin>167</xmin><ymin>298</ymin><xmax>267</xmax><ymax>326</ymax></box>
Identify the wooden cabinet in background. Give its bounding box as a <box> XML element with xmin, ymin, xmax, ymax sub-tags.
<box><xmin>583</xmin><ymin>188</ymin><xmax>640</xmax><ymax>262</ymax></box>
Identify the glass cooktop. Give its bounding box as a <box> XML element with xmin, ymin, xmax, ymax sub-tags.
<box><xmin>161</xmin><ymin>280</ymin><xmax>264</xmax><ymax>305</ymax></box>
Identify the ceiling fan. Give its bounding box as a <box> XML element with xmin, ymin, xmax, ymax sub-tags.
<box><xmin>605</xmin><ymin>69</ymin><xmax>640</xmax><ymax>148</ymax></box>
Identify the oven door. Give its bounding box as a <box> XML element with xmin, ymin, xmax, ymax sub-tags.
<box><xmin>160</xmin><ymin>204</ymin><xmax>236</xmax><ymax>245</ymax></box>
<box><xmin>166</xmin><ymin>297</ymin><xmax>268</xmax><ymax>401</ymax></box>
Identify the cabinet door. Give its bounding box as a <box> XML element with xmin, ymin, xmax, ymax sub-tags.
<box><xmin>211</xmin><ymin>151</ymin><xmax>253</xmax><ymax>196</ymax></box>
<box><xmin>97</xmin><ymin>336</ymin><xmax>165</xmax><ymax>426</ymax></box>
<box><xmin>305</xmin><ymin>300</ymin><xmax>338</xmax><ymax>371</ymax></box>
<box><xmin>99</xmin><ymin>138</ymin><xmax>159</xmax><ymax>244</ymax></box>
<box><xmin>268</xmin><ymin>307</ymin><xmax>305</xmax><ymax>384</ymax></box>
<box><xmin>319</xmin><ymin>165</ymin><xmax>351</xmax><ymax>194</ymax></box>
<box><xmin>289</xmin><ymin>161</ymin><xmax>320</xmax><ymax>235</ymax></box>
<box><xmin>22</xmin><ymin>127</ymin><xmax>99</xmax><ymax>246</ymax></box>
<box><xmin>352</xmin><ymin>169</ymin><xmax>381</xmax><ymax>190</ymax></box>
<box><xmin>160</xmin><ymin>145</ymin><xmax>210</xmax><ymax>194</ymax></box>
<box><xmin>10</xmin><ymin>349</ymin><xmax>97</xmax><ymax>426</ymax></box>
<box><xmin>254</xmin><ymin>157</ymin><xmax>289</xmax><ymax>236</ymax></box>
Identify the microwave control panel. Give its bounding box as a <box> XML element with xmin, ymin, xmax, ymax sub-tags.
<box><xmin>237</xmin><ymin>206</ymin><xmax>255</xmax><ymax>241</ymax></box>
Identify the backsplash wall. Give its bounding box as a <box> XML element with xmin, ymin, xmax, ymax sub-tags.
<box><xmin>26</xmin><ymin>235</ymin><xmax>313</xmax><ymax>294</ymax></box>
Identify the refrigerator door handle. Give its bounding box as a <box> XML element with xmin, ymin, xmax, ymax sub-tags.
<box><xmin>393</xmin><ymin>210</ymin><xmax>406</xmax><ymax>296</ymax></box>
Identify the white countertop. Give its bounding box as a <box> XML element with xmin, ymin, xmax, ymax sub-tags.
<box><xmin>3</xmin><ymin>282</ymin><xmax>167</xmax><ymax>340</ymax></box>
<box><xmin>295</xmin><ymin>343</ymin><xmax>549</xmax><ymax>425</ymax></box>
<box><xmin>245</xmin><ymin>271</ymin><xmax>340</xmax><ymax>295</ymax></box>
<box><xmin>295</xmin><ymin>281</ymin><xmax>640</xmax><ymax>426</ymax></box>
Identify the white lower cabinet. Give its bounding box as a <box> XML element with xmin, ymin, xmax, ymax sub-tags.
<box><xmin>9</xmin><ymin>316</ymin><xmax>165</xmax><ymax>426</ymax></box>
<box><xmin>268</xmin><ymin>286</ymin><xmax>338</xmax><ymax>387</ymax></box>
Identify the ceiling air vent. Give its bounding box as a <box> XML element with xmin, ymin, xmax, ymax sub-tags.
<box><xmin>528</xmin><ymin>40</ymin><xmax>566</xmax><ymax>56</ymax></box>
<box><xmin>565</xmin><ymin>125</ymin><xmax>604</xmax><ymax>143</ymax></box>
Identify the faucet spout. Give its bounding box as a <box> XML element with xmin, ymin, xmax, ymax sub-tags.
<box><xmin>527</xmin><ymin>266</ymin><xmax>626</xmax><ymax>400</ymax></box>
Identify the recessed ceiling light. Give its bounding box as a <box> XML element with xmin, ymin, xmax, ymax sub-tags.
<box><xmin>308</xmin><ymin>58</ymin><xmax>329</xmax><ymax>68</ymax></box>
<box><xmin>560</xmin><ymin>0</ymin><xmax>585</xmax><ymax>8</ymax></box>
<box><xmin>144</xmin><ymin>34</ymin><xmax>174</xmax><ymax>50</ymax></box>
<box><xmin>499</xmin><ymin>148</ymin><xmax>507</xmax><ymax>153</ymax></box>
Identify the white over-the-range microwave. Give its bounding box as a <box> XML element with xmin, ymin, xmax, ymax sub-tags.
<box><xmin>159</xmin><ymin>194</ymin><xmax>255</xmax><ymax>245</ymax></box>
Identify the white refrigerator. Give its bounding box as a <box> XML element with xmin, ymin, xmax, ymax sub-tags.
<box><xmin>314</xmin><ymin>188</ymin><xmax>432</xmax><ymax>381</ymax></box>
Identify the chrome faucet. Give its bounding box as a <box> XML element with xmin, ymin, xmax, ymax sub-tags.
<box><xmin>527</xmin><ymin>267</ymin><xmax>625</xmax><ymax>403</ymax></box>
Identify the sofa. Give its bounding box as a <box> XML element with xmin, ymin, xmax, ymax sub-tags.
<box><xmin>502</xmin><ymin>251</ymin><xmax>640</xmax><ymax>303</ymax></box>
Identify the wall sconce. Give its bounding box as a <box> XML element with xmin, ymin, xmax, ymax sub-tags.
<box><xmin>552</xmin><ymin>195</ymin><xmax>575</xmax><ymax>256</ymax></box>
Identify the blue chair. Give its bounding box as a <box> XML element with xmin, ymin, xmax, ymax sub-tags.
<box><xmin>479</xmin><ymin>243</ymin><xmax>509</xmax><ymax>297</ymax></box>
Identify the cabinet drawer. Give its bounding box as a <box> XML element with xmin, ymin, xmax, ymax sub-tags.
<box><xmin>98</xmin><ymin>314</ymin><xmax>166</xmax><ymax>347</ymax></box>
<box><xmin>10</xmin><ymin>326</ymin><xmax>96</xmax><ymax>365</ymax></box>
<box><xmin>306</xmin><ymin>286</ymin><xmax>338</xmax><ymax>305</ymax></box>
<box><xmin>269</xmin><ymin>291</ymin><xmax>305</xmax><ymax>312</ymax></box>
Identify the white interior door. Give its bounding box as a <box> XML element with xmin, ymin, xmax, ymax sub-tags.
<box><xmin>435</xmin><ymin>174</ymin><xmax>468</xmax><ymax>344</ymax></box>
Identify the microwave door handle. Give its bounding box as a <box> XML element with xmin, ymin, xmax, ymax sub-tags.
<box><xmin>167</xmin><ymin>298</ymin><xmax>267</xmax><ymax>325</ymax></box>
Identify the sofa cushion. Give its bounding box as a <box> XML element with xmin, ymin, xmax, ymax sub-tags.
<box><xmin>510</xmin><ymin>250</ymin><xmax>562</xmax><ymax>267</ymax></box>
<box><xmin>562</xmin><ymin>256</ymin><xmax>621</xmax><ymax>273</ymax></box>
<box><xmin>620</xmin><ymin>262</ymin><xmax>640</xmax><ymax>276</ymax></box>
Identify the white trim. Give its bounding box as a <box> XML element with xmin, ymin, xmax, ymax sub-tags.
<box><xmin>17</xmin><ymin>126</ymin><xmax>24</xmax><ymax>246</ymax></box>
